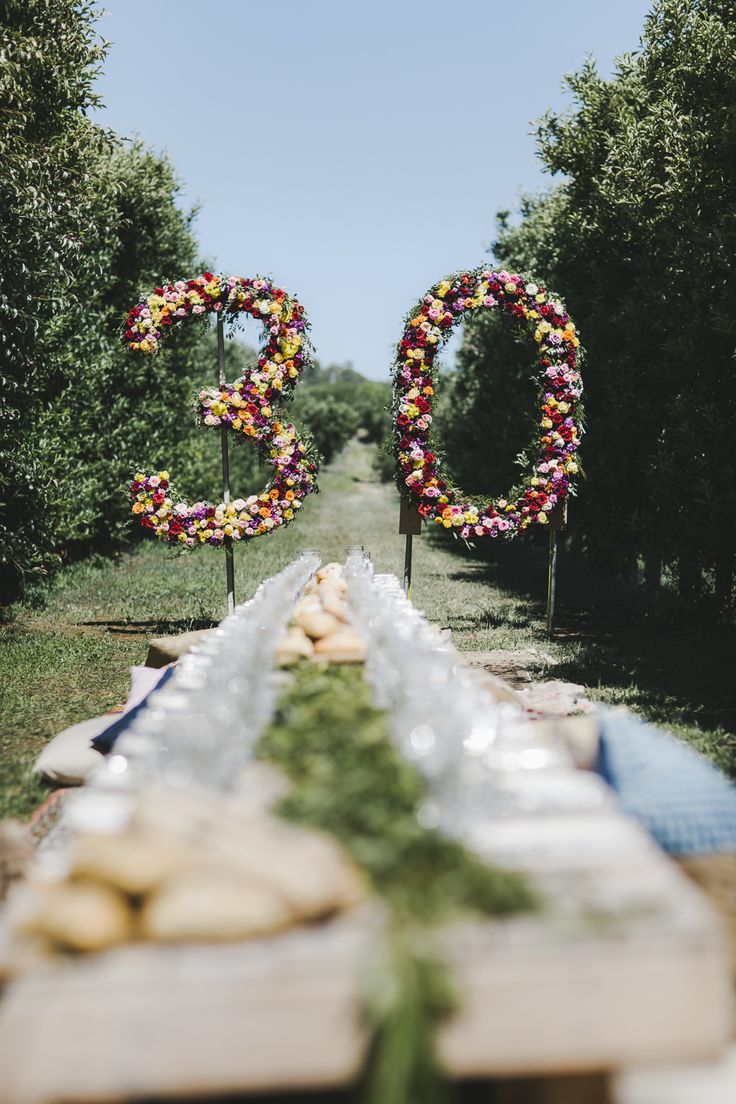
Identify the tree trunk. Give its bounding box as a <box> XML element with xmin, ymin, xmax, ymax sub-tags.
<box><xmin>644</xmin><ymin>553</ymin><xmax>661</xmax><ymax>591</ymax></box>
<box><xmin>678</xmin><ymin>554</ymin><xmax>702</xmax><ymax>603</ymax></box>
<box><xmin>715</xmin><ymin>548</ymin><xmax>734</xmax><ymax>615</ymax></box>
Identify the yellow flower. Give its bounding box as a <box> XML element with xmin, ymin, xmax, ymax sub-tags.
<box><xmin>537</xmin><ymin>512</ymin><xmax>549</xmax><ymax>525</ymax></box>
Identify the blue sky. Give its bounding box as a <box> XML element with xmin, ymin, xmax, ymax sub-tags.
<box><xmin>93</xmin><ymin>0</ymin><xmax>652</xmax><ymax>380</ymax></box>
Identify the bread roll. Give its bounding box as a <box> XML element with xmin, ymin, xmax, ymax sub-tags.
<box><xmin>318</xmin><ymin>586</ymin><xmax>348</xmax><ymax>621</ymax></box>
<box><xmin>295</xmin><ymin>609</ymin><xmax>342</xmax><ymax>640</ymax></box>
<box><xmin>70</xmin><ymin>830</ymin><xmax>193</xmax><ymax>897</ymax></box>
<box><xmin>316</xmin><ymin>563</ymin><xmax>345</xmax><ymax>587</ymax></box>
<box><xmin>276</xmin><ymin>626</ymin><xmax>315</xmax><ymax>666</ymax></box>
<box><xmin>313</xmin><ymin>628</ymin><xmax>367</xmax><ymax>664</ymax></box>
<box><xmin>141</xmin><ymin>870</ymin><xmax>292</xmax><ymax>942</ymax></box>
<box><xmin>27</xmin><ymin>881</ymin><xmax>133</xmax><ymax>952</ymax></box>
<box><xmin>291</xmin><ymin>594</ymin><xmax>321</xmax><ymax>619</ymax></box>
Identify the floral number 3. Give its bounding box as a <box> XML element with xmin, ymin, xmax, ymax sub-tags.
<box><xmin>393</xmin><ymin>268</ymin><xmax>583</xmax><ymax>538</ymax></box>
<box><xmin>125</xmin><ymin>273</ymin><xmax>318</xmax><ymax>547</ymax></box>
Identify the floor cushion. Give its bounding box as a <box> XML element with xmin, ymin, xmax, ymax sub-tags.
<box><xmin>595</xmin><ymin>709</ymin><xmax>736</xmax><ymax>857</ymax></box>
<box><xmin>32</xmin><ymin>717</ymin><xmax>109</xmax><ymax>786</ymax></box>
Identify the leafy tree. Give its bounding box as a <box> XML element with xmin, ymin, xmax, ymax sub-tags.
<box><xmin>450</xmin><ymin>0</ymin><xmax>736</xmax><ymax>612</ymax></box>
<box><xmin>0</xmin><ymin>0</ymin><xmax>112</xmax><ymax>596</ymax></box>
<box><xmin>291</xmin><ymin>389</ymin><xmax>360</xmax><ymax>465</ymax></box>
<box><xmin>0</xmin><ymin>4</ymin><xmax>217</xmax><ymax>600</ymax></box>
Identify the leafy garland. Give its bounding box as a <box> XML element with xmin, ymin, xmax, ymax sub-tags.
<box><xmin>257</xmin><ymin>662</ymin><xmax>537</xmax><ymax>1101</ymax></box>
<box><xmin>392</xmin><ymin>268</ymin><xmax>584</xmax><ymax>538</ymax></box>
<box><xmin>125</xmin><ymin>274</ymin><xmax>319</xmax><ymax>547</ymax></box>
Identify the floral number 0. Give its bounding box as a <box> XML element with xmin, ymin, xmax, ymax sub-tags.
<box><xmin>125</xmin><ymin>273</ymin><xmax>318</xmax><ymax>546</ymax></box>
<box><xmin>393</xmin><ymin>268</ymin><xmax>583</xmax><ymax>538</ymax></box>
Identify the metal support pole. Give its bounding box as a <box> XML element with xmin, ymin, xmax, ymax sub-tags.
<box><xmin>403</xmin><ymin>533</ymin><xmax>413</xmax><ymax>599</ymax></box>
<box><xmin>217</xmin><ymin>316</ymin><xmax>235</xmax><ymax>615</ymax></box>
<box><xmin>546</xmin><ymin>526</ymin><xmax>558</xmax><ymax>638</ymax></box>
<box><xmin>399</xmin><ymin>496</ymin><xmax>421</xmax><ymax>601</ymax></box>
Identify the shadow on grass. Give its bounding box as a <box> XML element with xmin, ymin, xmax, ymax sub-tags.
<box><xmin>430</xmin><ymin>529</ymin><xmax>736</xmax><ymax>777</ymax></box>
<box><xmin>80</xmin><ymin>617</ymin><xmax>219</xmax><ymax>636</ymax></box>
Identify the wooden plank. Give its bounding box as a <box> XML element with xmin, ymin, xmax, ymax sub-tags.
<box><xmin>0</xmin><ymin>809</ymin><xmax>731</xmax><ymax>1103</ymax></box>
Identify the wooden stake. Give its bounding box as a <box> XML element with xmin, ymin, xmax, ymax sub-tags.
<box><xmin>217</xmin><ymin>316</ymin><xmax>235</xmax><ymax>615</ymax></box>
<box><xmin>546</xmin><ymin>527</ymin><xmax>558</xmax><ymax>638</ymax></box>
<box><xmin>403</xmin><ymin>533</ymin><xmax>413</xmax><ymax>598</ymax></box>
<box><xmin>545</xmin><ymin>500</ymin><xmax>567</xmax><ymax>637</ymax></box>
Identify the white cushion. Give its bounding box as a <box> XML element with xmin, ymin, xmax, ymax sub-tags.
<box><xmin>32</xmin><ymin>717</ymin><xmax>109</xmax><ymax>786</ymax></box>
<box><xmin>124</xmin><ymin>664</ymin><xmax>172</xmax><ymax>712</ymax></box>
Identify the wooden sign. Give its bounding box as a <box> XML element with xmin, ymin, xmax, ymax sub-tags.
<box><xmin>399</xmin><ymin>496</ymin><xmax>422</xmax><ymax>536</ymax></box>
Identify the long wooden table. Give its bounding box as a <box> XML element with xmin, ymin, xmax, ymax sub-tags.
<box><xmin>0</xmin><ymin>775</ymin><xmax>731</xmax><ymax>1103</ymax></box>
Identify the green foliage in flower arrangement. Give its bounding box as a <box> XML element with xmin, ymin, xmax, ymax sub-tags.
<box><xmin>258</xmin><ymin>661</ymin><xmax>536</xmax><ymax>1102</ymax></box>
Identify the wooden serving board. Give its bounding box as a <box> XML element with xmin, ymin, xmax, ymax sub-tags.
<box><xmin>0</xmin><ymin>797</ymin><xmax>731</xmax><ymax>1103</ymax></box>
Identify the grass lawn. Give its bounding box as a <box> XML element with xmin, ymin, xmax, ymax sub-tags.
<box><xmin>1</xmin><ymin>438</ymin><xmax>734</xmax><ymax>820</ymax></box>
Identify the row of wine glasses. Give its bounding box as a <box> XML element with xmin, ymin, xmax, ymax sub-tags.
<box><xmin>344</xmin><ymin>549</ymin><xmax>604</xmax><ymax>840</ymax></box>
<box><xmin>94</xmin><ymin>550</ymin><xmax>320</xmax><ymax>794</ymax></box>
